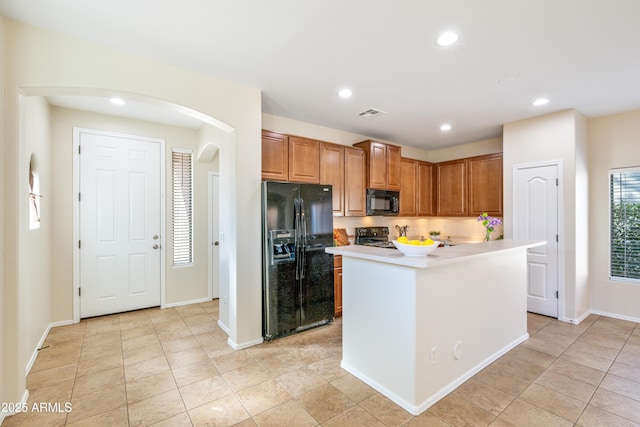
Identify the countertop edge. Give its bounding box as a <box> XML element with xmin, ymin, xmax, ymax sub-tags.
<box><xmin>326</xmin><ymin>239</ymin><xmax>546</xmax><ymax>269</ymax></box>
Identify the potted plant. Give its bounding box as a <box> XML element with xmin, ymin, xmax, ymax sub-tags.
<box><xmin>429</xmin><ymin>230</ymin><xmax>441</xmax><ymax>240</ymax></box>
<box><xmin>477</xmin><ymin>212</ymin><xmax>502</xmax><ymax>241</ymax></box>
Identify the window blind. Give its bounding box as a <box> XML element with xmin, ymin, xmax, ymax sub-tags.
<box><xmin>172</xmin><ymin>149</ymin><xmax>193</xmax><ymax>265</ymax></box>
<box><xmin>610</xmin><ymin>167</ymin><xmax>640</xmax><ymax>281</ymax></box>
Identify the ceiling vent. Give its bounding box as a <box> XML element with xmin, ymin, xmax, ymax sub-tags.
<box><xmin>357</xmin><ymin>108</ymin><xmax>387</xmax><ymax>118</ymax></box>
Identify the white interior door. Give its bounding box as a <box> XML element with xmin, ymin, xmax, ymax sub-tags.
<box><xmin>515</xmin><ymin>164</ymin><xmax>559</xmax><ymax>317</ymax></box>
<box><xmin>79</xmin><ymin>130</ymin><xmax>162</xmax><ymax>318</ymax></box>
<box><xmin>209</xmin><ymin>172</ymin><xmax>220</xmax><ymax>299</ymax></box>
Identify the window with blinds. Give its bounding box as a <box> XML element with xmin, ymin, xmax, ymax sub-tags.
<box><xmin>172</xmin><ymin>149</ymin><xmax>193</xmax><ymax>266</ymax></box>
<box><xmin>610</xmin><ymin>167</ymin><xmax>640</xmax><ymax>282</ymax></box>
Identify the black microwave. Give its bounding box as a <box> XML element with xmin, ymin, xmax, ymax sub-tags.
<box><xmin>366</xmin><ymin>189</ymin><xmax>400</xmax><ymax>216</ymax></box>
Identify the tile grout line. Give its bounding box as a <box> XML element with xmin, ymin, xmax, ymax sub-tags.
<box><xmin>576</xmin><ymin>320</ymin><xmax>640</xmax><ymax>426</ymax></box>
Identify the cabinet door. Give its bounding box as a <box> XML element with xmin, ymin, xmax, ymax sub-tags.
<box><xmin>320</xmin><ymin>142</ymin><xmax>345</xmax><ymax>216</ymax></box>
<box><xmin>368</xmin><ymin>141</ymin><xmax>387</xmax><ymax>189</ymax></box>
<box><xmin>436</xmin><ymin>159</ymin><xmax>468</xmax><ymax>216</ymax></box>
<box><xmin>386</xmin><ymin>145</ymin><xmax>402</xmax><ymax>191</ymax></box>
<box><xmin>289</xmin><ymin>136</ymin><xmax>320</xmax><ymax>183</ymax></box>
<box><xmin>417</xmin><ymin>161</ymin><xmax>435</xmax><ymax>216</ymax></box>
<box><xmin>399</xmin><ymin>158</ymin><xmax>417</xmax><ymax>216</ymax></box>
<box><xmin>334</xmin><ymin>256</ymin><xmax>342</xmax><ymax>317</ymax></box>
<box><xmin>468</xmin><ymin>153</ymin><xmax>503</xmax><ymax>216</ymax></box>
<box><xmin>261</xmin><ymin>130</ymin><xmax>288</xmax><ymax>181</ymax></box>
<box><xmin>344</xmin><ymin>147</ymin><xmax>366</xmax><ymax>216</ymax></box>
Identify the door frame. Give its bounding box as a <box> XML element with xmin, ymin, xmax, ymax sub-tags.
<box><xmin>72</xmin><ymin>127</ymin><xmax>167</xmax><ymax>323</ymax></box>
<box><xmin>208</xmin><ymin>171</ymin><xmax>220</xmax><ymax>299</ymax></box>
<box><xmin>512</xmin><ymin>159</ymin><xmax>565</xmax><ymax>320</ymax></box>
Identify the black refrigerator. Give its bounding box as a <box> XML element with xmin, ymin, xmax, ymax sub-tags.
<box><xmin>261</xmin><ymin>181</ymin><xmax>334</xmax><ymax>340</ymax></box>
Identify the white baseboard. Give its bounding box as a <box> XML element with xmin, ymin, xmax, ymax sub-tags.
<box><xmin>25</xmin><ymin>320</ymin><xmax>74</xmax><ymax>376</ymax></box>
<box><xmin>26</xmin><ymin>326</ymin><xmax>52</xmax><ymax>376</ymax></box>
<box><xmin>1</xmin><ymin>389</ymin><xmax>29</xmax><ymax>424</ymax></box>
<box><xmin>590</xmin><ymin>309</ymin><xmax>640</xmax><ymax>324</ymax></box>
<box><xmin>164</xmin><ymin>297</ymin><xmax>212</xmax><ymax>309</ymax></box>
<box><xmin>566</xmin><ymin>310</ymin><xmax>593</xmax><ymax>325</ymax></box>
<box><xmin>217</xmin><ymin>319</ymin><xmax>230</xmax><ymax>335</ymax></box>
<box><xmin>227</xmin><ymin>336</ymin><xmax>263</xmax><ymax>351</ymax></box>
<box><xmin>215</xmin><ymin>320</ymin><xmax>263</xmax><ymax>351</ymax></box>
<box><xmin>341</xmin><ymin>333</ymin><xmax>529</xmax><ymax>416</ymax></box>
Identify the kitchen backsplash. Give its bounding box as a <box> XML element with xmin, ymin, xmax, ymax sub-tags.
<box><xmin>333</xmin><ymin>216</ymin><xmax>504</xmax><ymax>245</ymax></box>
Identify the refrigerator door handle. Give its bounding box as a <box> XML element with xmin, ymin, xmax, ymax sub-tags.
<box><xmin>294</xmin><ymin>198</ymin><xmax>300</xmax><ymax>280</ymax></box>
<box><xmin>300</xmin><ymin>198</ymin><xmax>306</xmax><ymax>279</ymax></box>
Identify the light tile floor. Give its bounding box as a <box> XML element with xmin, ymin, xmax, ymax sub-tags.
<box><xmin>3</xmin><ymin>300</ymin><xmax>640</xmax><ymax>426</ymax></box>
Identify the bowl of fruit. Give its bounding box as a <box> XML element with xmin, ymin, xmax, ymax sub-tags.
<box><xmin>392</xmin><ymin>236</ymin><xmax>438</xmax><ymax>257</ymax></box>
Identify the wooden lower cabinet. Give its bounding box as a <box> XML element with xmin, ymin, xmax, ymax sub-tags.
<box><xmin>334</xmin><ymin>255</ymin><xmax>342</xmax><ymax>317</ymax></box>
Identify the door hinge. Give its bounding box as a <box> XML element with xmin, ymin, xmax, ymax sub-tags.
<box><xmin>78</xmin><ymin>240</ymin><xmax>81</xmax><ymax>249</ymax></box>
<box><xmin>556</xmin><ymin>234</ymin><xmax>558</xmax><ymax>242</ymax></box>
<box><xmin>79</xmin><ymin>287</ymin><xmax>81</xmax><ymax>297</ymax></box>
<box><xmin>78</xmin><ymin>192</ymin><xmax>81</xmax><ymax>202</ymax></box>
<box><xmin>556</xmin><ymin>291</ymin><xmax>559</xmax><ymax>299</ymax></box>
<box><xmin>78</xmin><ymin>145</ymin><xmax>81</xmax><ymax>155</ymax></box>
<box><xmin>556</xmin><ymin>178</ymin><xmax>559</xmax><ymax>186</ymax></box>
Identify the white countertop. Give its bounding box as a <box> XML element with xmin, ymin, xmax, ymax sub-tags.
<box><xmin>326</xmin><ymin>239</ymin><xmax>546</xmax><ymax>268</ymax></box>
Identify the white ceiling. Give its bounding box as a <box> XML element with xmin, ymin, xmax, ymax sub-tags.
<box><xmin>2</xmin><ymin>0</ymin><xmax>640</xmax><ymax>149</ymax></box>
<box><xmin>47</xmin><ymin>96</ymin><xmax>205</xmax><ymax>129</ymax></box>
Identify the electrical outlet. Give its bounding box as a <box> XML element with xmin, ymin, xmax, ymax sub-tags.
<box><xmin>430</xmin><ymin>346</ymin><xmax>437</xmax><ymax>365</ymax></box>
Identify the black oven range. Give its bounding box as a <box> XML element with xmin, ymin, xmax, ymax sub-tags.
<box><xmin>354</xmin><ymin>226</ymin><xmax>397</xmax><ymax>249</ymax></box>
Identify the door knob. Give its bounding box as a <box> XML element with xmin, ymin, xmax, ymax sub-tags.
<box><xmin>153</xmin><ymin>244</ymin><xmax>159</xmax><ymax>249</ymax></box>
<box><xmin>214</xmin><ymin>241</ymin><xmax>219</xmax><ymax>246</ymax></box>
<box><xmin>153</xmin><ymin>235</ymin><xmax>159</xmax><ymax>240</ymax></box>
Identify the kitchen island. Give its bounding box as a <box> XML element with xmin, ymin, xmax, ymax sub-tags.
<box><xmin>325</xmin><ymin>239</ymin><xmax>545</xmax><ymax>415</ymax></box>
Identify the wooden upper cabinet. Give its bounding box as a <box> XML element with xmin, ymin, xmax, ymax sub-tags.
<box><xmin>344</xmin><ymin>147</ymin><xmax>366</xmax><ymax>217</ymax></box>
<box><xmin>417</xmin><ymin>161</ymin><xmax>435</xmax><ymax>216</ymax></box>
<box><xmin>288</xmin><ymin>136</ymin><xmax>320</xmax><ymax>183</ymax></box>
<box><xmin>399</xmin><ymin>158</ymin><xmax>417</xmax><ymax>216</ymax></box>
<box><xmin>261</xmin><ymin>130</ymin><xmax>288</xmax><ymax>181</ymax></box>
<box><xmin>436</xmin><ymin>159</ymin><xmax>468</xmax><ymax>216</ymax></box>
<box><xmin>386</xmin><ymin>145</ymin><xmax>401</xmax><ymax>191</ymax></box>
<box><xmin>468</xmin><ymin>153</ymin><xmax>503</xmax><ymax>216</ymax></box>
<box><xmin>319</xmin><ymin>142</ymin><xmax>345</xmax><ymax>216</ymax></box>
<box><xmin>368</xmin><ymin>141</ymin><xmax>387</xmax><ymax>189</ymax></box>
<box><xmin>353</xmin><ymin>140</ymin><xmax>401</xmax><ymax>190</ymax></box>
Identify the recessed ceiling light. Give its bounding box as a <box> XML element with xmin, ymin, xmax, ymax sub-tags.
<box><xmin>338</xmin><ymin>89</ymin><xmax>352</xmax><ymax>98</ymax></box>
<box><xmin>436</xmin><ymin>32</ymin><xmax>459</xmax><ymax>47</ymax></box>
<box><xmin>110</xmin><ymin>97</ymin><xmax>126</xmax><ymax>105</ymax></box>
<box><xmin>532</xmin><ymin>98</ymin><xmax>549</xmax><ymax>106</ymax></box>
<box><xmin>440</xmin><ymin>123</ymin><xmax>452</xmax><ymax>131</ymax></box>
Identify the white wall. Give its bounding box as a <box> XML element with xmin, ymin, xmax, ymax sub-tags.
<box><xmin>427</xmin><ymin>137</ymin><xmax>502</xmax><ymax>163</ymax></box>
<box><xmin>575</xmin><ymin>113</ymin><xmax>590</xmax><ymax>319</ymax></box>
<box><xmin>21</xmin><ymin>96</ymin><xmax>53</xmax><ymax>374</ymax></box>
<box><xmin>3</xmin><ymin>18</ymin><xmax>262</xmax><ymax>403</ymax></box>
<box><xmin>198</xmin><ymin>124</ymin><xmax>231</xmax><ymax>330</ymax></box>
<box><xmin>0</xmin><ymin>12</ymin><xmax>7</xmax><ymax>413</ymax></box>
<box><xmin>503</xmin><ymin>109</ymin><xmax>589</xmax><ymax>322</ymax></box>
<box><xmin>588</xmin><ymin>110</ymin><xmax>640</xmax><ymax>321</ymax></box>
